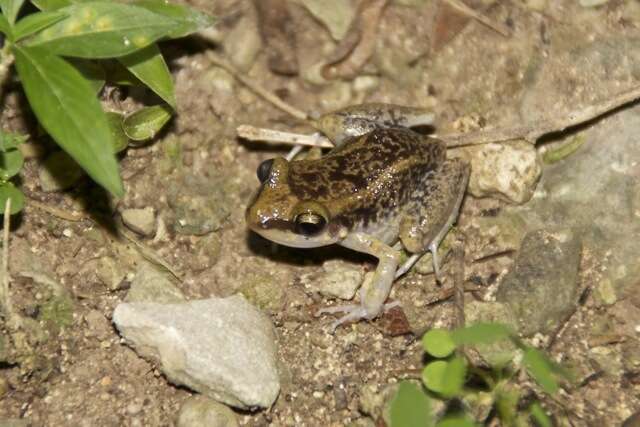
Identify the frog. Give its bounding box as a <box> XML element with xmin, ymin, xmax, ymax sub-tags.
<box><xmin>245</xmin><ymin>103</ymin><xmax>470</xmax><ymax>331</ymax></box>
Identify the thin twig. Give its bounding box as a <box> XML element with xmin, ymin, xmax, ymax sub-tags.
<box><xmin>451</xmin><ymin>235</ymin><xmax>465</xmax><ymax>329</ymax></box>
<box><xmin>119</xmin><ymin>225</ymin><xmax>182</xmax><ymax>281</ymax></box>
<box><xmin>205</xmin><ymin>52</ymin><xmax>309</xmax><ymax>121</ymax></box>
<box><xmin>2</xmin><ymin>199</ymin><xmax>12</xmax><ymax>319</ymax></box>
<box><xmin>443</xmin><ymin>0</ymin><xmax>511</xmax><ymax>37</ymax></box>
<box><xmin>237</xmin><ymin>125</ymin><xmax>334</xmax><ymax>148</ymax></box>
<box><xmin>440</xmin><ymin>85</ymin><xmax>640</xmax><ymax>147</ymax></box>
<box><xmin>28</xmin><ymin>198</ymin><xmax>86</xmax><ymax>222</ymax></box>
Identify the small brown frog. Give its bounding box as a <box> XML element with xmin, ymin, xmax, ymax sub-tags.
<box><xmin>246</xmin><ymin>104</ymin><xmax>469</xmax><ymax>331</ymax></box>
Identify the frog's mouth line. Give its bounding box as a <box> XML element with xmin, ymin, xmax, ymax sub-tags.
<box><xmin>251</xmin><ymin>226</ymin><xmax>338</xmax><ymax>249</ymax></box>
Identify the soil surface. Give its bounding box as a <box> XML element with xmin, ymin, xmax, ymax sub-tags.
<box><xmin>1</xmin><ymin>1</ymin><xmax>639</xmax><ymax>426</ymax></box>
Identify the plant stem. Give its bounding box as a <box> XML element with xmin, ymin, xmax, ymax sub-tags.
<box><xmin>0</xmin><ymin>44</ymin><xmax>14</xmax><ymax>103</ymax></box>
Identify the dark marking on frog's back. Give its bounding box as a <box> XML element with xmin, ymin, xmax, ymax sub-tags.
<box><xmin>288</xmin><ymin>128</ymin><xmax>445</xmax><ymax>225</ymax></box>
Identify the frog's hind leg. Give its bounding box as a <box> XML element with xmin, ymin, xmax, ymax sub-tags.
<box><xmin>399</xmin><ymin>160</ymin><xmax>470</xmax><ymax>282</ymax></box>
<box><xmin>312</xmin><ymin>104</ymin><xmax>435</xmax><ymax>147</ymax></box>
<box><xmin>317</xmin><ymin>232</ymin><xmax>401</xmax><ymax>332</ymax></box>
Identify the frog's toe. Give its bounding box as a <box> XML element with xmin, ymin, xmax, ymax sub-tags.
<box><xmin>329</xmin><ymin>306</ymin><xmax>369</xmax><ymax>333</ymax></box>
<box><xmin>318</xmin><ymin>301</ymin><xmax>401</xmax><ymax>333</ymax></box>
<box><xmin>317</xmin><ymin>304</ymin><xmax>371</xmax><ymax>332</ymax></box>
<box><xmin>395</xmin><ymin>253</ymin><xmax>422</xmax><ymax>278</ymax></box>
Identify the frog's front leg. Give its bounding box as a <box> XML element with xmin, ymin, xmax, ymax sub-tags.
<box><xmin>317</xmin><ymin>232</ymin><xmax>401</xmax><ymax>332</ymax></box>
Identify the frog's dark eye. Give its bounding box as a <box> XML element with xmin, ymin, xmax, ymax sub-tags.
<box><xmin>294</xmin><ymin>212</ymin><xmax>327</xmax><ymax>236</ymax></box>
<box><xmin>257</xmin><ymin>158</ymin><xmax>274</xmax><ymax>183</ymax></box>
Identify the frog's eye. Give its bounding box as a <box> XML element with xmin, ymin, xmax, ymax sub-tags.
<box><xmin>257</xmin><ymin>158</ymin><xmax>274</xmax><ymax>183</ymax></box>
<box><xmin>294</xmin><ymin>212</ymin><xmax>327</xmax><ymax>236</ymax></box>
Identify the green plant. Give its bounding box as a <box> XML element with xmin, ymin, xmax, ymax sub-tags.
<box><xmin>0</xmin><ymin>130</ymin><xmax>26</xmax><ymax>214</ymax></box>
<box><xmin>0</xmin><ymin>0</ymin><xmax>214</xmax><ymax>206</ymax></box>
<box><xmin>390</xmin><ymin>323</ymin><xmax>570</xmax><ymax>427</ymax></box>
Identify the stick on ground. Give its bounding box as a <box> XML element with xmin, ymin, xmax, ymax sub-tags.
<box><xmin>440</xmin><ymin>85</ymin><xmax>640</xmax><ymax>147</ymax></box>
<box><xmin>2</xmin><ymin>199</ymin><xmax>12</xmax><ymax>319</ymax></box>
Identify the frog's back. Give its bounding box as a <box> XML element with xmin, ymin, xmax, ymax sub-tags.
<box><xmin>288</xmin><ymin>128</ymin><xmax>445</xmax><ymax>229</ymax></box>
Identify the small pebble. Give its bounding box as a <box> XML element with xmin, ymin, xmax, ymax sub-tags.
<box><xmin>121</xmin><ymin>207</ymin><xmax>156</xmax><ymax>237</ymax></box>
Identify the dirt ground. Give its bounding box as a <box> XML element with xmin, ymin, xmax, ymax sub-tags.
<box><xmin>1</xmin><ymin>0</ymin><xmax>639</xmax><ymax>426</ymax></box>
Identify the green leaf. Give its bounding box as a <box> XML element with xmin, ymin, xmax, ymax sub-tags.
<box><xmin>0</xmin><ymin>130</ymin><xmax>26</xmax><ymax>152</ymax></box>
<box><xmin>0</xmin><ymin>182</ymin><xmax>24</xmax><ymax>214</ymax></box>
<box><xmin>422</xmin><ymin>357</ymin><xmax>466</xmax><ymax>398</ymax></box>
<box><xmin>26</xmin><ymin>2</ymin><xmax>180</xmax><ymax>58</ymax></box>
<box><xmin>0</xmin><ymin>147</ymin><xmax>23</xmax><ymax>180</ymax></box>
<box><xmin>451</xmin><ymin>323</ymin><xmax>514</xmax><ymax>347</ymax></box>
<box><xmin>529</xmin><ymin>402</ymin><xmax>552</xmax><ymax>427</ymax></box>
<box><xmin>423</xmin><ymin>361</ymin><xmax>447</xmax><ymax>394</ymax></box>
<box><xmin>442</xmin><ymin>356</ymin><xmax>466</xmax><ymax>397</ymax></box>
<box><xmin>0</xmin><ymin>13</ymin><xmax>12</xmax><ymax>38</ymax></box>
<box><xmin>123</xmin><ymin>104</ymin><xmax>172</xmax><ymax>141</ymax></box>
<box><xmin>30</xmin><ymin>0</ymin><xmax>74</xmax><ymax>10</ymax></box>
<box><xmin>435</xmin><ymin>417</ymin><xmax>477</xmax><ymax>427</ymax></box>
<box><xmin>106</xmin><ymin>111</ymin><xmax>129</xmax><ymax>153</ymax></box>
<box><xmin>523</xmin><ymin>348</ymin><xmax>558</xmax><ymax>394</ymax></box>
<box><xmin>0</xmin><ymin>0</ymin><xmax>25</xmax><ymax>25</ymax></box>
<box><xmin>68</xmin><ymin>58</ymin><xmax>105</xmax><ymax>93</ymax></box>
<box><xmin>389</xmin><ymin>382</ymin><xmax>433</xmax><ymax>427</ymax></box>
<box><xmin>133</xmin><ymin>0</ymin><xmax>214</xmax><ymax>38</ymax></box>
<box><xmin>423</xmin><ymin>329</ymin><xmax>456</xmax><ymax>358</ymax></box>
<box><xmin>118</xmin><ymin>44</ymin><xmax>175</xmax><ymax>108</ymax></box>
<box><xmin>13</xmin><ymin>45</ymin><xmax>123</xmax><ymax>196</ymax></box>
<box><xmin>13</xmin><ymin>9</ymin><xmax>66</xmax><ymax>41</ymax></box>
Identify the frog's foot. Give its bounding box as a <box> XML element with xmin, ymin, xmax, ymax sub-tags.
<box><xmin>318</xmin><ymin>301</ymin><xmax>401</xmax><ymax>333</ymax></box>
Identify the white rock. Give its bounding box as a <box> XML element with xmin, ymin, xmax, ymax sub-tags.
<box><xmin>458</xmin><ymin>140</ymin><xmax>541</xmax><ymax>204</ymax></box>
<box><xmin>113</xmin><ymin>296</ymin><xmax>279</xmax><ymax>409</ymax></box>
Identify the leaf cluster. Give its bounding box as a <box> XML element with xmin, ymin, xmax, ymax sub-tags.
<box><xmin>390</xmin><ymin>323</ymin><xmax>571</xmax><ymax>427</ymax></box>
<box><xmin>0</xmin><ymin>0</ymin><xmax>213</xmax><ymax>208</ymax></box>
